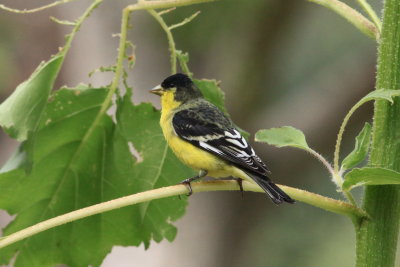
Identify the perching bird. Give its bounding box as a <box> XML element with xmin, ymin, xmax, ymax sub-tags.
<box><xmin>150</xmin><ymin>73</ymin><xmax>294</xmax><ymax>204</ymax></box>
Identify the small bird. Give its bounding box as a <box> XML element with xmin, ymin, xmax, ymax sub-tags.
<box><xmin>150</xmin><ymin>73</ymin><xmax>294</xmax><ymax>204</ymax></box>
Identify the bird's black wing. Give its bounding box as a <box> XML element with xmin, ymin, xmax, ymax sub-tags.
<box><xmin>172</xmin><ymin>103</ymin><xmax>270</xmax><ymax>178</ymax></box>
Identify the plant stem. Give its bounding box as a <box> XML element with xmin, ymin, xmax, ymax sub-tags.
<box><xmin>27</xmin><ymin>0</ymin><xmax>102</xmax><ymax>143</ymax></box>
<box><xmin>333</xmin><ymin>99</ymin><xmax>367</xmax><ymax>174</ymax></box>
<box><xmin>61</xmin><ymin>0</ymin><xmax>103</xmax><ymax>57</ymax></box>
<box><xmin>0</xmin><ymin>0</ymin><xmax>79</xmax><ymax>13</ymax></box>
<box><xmin>129</xmin><ymin>0</ymin><xmax>214</xmax><ymax>74</ymax></box>
<box><xmin>355</xmin><ymin>0</ymin><xmax>400</xmax><ymax>265</ymax></box>
<box><xmin>306</xmin><ymin>148</ymin><xmax>335</xmax><ymax>176</ymax></box>
<box><xmin>354</xmin><ymin>0</ymin><xmax>382</xmax><ymax>31</ymax></box>
<box><xmin>169</xmin><ymin>11</ymin><xmax>200</xmax><ymax>30</ymax></box>
<box><xmin>147</xmin><ymin>9</ymin><xmax>177</xmax><ymax>74</ymax></box>
<box><xmin>344</xmin><ymin>190</ymin><xmax>357</xmax><ymax>206</ymax></box>
<box><xmin>0</xmin><ymin>181</ymin><xmax>367</xmax><ymax>250</ymax></box>
<box><xmin>308</xmin><ymin>0</ymin><xmax>379</xmax><ymax>39</ymax></box>
<box><xmin>307</xmin><ymin>148</ymin><xmax>357</xmax><ymax>205</ymax></box>
<box><xmin>147</xmin><ymin>8</ymin><xmax>201</xmax><ymax>74</ymax></box>
<box><xmin>127</xmin><ymin>0</ymin><xmax>214</xmax><ymax>11</ymax></box>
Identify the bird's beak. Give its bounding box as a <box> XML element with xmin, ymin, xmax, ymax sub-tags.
<box><xmin>150</xmin><ymin>85</ymin><xmax>163</xmax><ymax>96</ymax></box>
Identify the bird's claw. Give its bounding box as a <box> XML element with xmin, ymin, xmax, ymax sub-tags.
<box><xmin>235</xmin><ymin>178</ymin><xmax>244</xmax><ymax>199</ymax></box>
<box><xmin>181</xmin><ymin>180</ymin><xmax>193</xmax><ymax>196</ymax></box>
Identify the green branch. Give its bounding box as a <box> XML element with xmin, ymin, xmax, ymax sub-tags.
<box><xmin>333</xmin><ymin>90</ymin><xmax>400</xmax><ymax>176</ymax></box>
<box><xmin>147</xmin><ymin>7</ymin><xmax>201</xmax><ymax>74</ymax></box>
<box><xmin>354</xmin><ymin>0</ymin><xmax>382</xmax><ymax>31</ymax></box>
<box><xmin>334</xmin><ymin>100</ymin><xmax>366</xmax><ymax>174</ymax></box>
<box><xmin>308</xmin><ymin>0</ymin><xmax>379</xmax><ymax>39</ymax></box>
<box><xmin>356</xmin><ymin>0</ymin><xmax>400</xmax><ymax>264</ymax></box>
<box><xmin>110</xmin><ymin>0</ymin><xmax>215</xmax><ymax>86</ymax></box>
<box><xmin>0</xmin><ymin>0</ymin><xmax>79</xmax><ymax>13</ymax></box>
<box><xmin>61</xmin><ymin>0</ymin><xmax>102</xmax><ymax>57</ymax></box>
<box><xmin>147</xmin><ymin>9</ymin><xmax>178</xmax><ymax>74</ymax></box>
<box><xmin>0</xmin><ymin>181</ymin><xmax>368</xmax><ymax>250</ymax></box>
<box><xmin>127</xmin><ymin>0</ymin><xmax>214</xmax><ymax>11</ymax></box>
<box><xmin>332</xmin><ymin>90</ymin><xmax>400</xmax><ymax>207</ymax></box>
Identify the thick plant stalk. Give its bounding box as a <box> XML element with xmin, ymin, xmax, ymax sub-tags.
<box><xmin>356</xmin><ymin>0</ymin><xmax>400</xmax><ymax>266</ymax></box>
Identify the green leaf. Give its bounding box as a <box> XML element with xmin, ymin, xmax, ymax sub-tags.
<box><xmin>255</xmin><ymin>126</ymin><xmax>310</xmax><ymax>151</ymax></box>
<box><xmin>343</xmin><ymin>167</ymin><xmax>400</xmax><ymax>191</ymax></box>
<box><xmin>194</xmin><ymin>79</ymin><xmax>226</xmax><ymax>113</ymax></box>
<box><xmin>0</xmin><ymin>86</ymin><xmax>113</xmax><ymax>266</ymax></box>
<box><xmin>341</xmin><ymin>122</ymin><xmax>372</xmax><ymax>170</ymax></box>
<box><xmin>0</xmin><ymin>55</ymin><xmax>63</xmax><ymax>141</ymax></box>
<box><xmin>362</xmin><ymin>89</ymin><xmax>400</xmax><ymax>104</ymax></box>
<box><xmin>115</xmin><ymin>95</ymin><xmax>194</xmax><ymax>248</ymax></box>
<box><xmin>0</xmin><ymin>87</ymin><xmax>194</xmax><ymax>266</ymax></box>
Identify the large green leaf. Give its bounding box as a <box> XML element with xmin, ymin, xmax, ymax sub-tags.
<box><xmin>255</xmin><ymin>126</ymin><xmax>310</xmax><ymax>151</ymax></box>
<box><xmin>341</xmin><ymin>122</ymin><xmax>371</xmax><ymax>170</ymax></box>
<box><xmin>0</xmin><ymin>86</ymin><xmax>193</xmax><ymax>266</ymax></box>
<box><xmin>0</xmin><ymin>87</ymin><xmax>113</xmax><ymax>266</ymax></box>
<box><xmin>343</xmin><ymin>167</ymin><xmax>400</xmax><ymax>191</ymax></box>
<box><xmin>114</xmin><ymin>95</ymin><xmax>194</xmax><ymax>248</ymax></box>
<box><xmin>0</xmin><ymin>55</ymin><xmax>63</xmax><ymax>141</ymax></box>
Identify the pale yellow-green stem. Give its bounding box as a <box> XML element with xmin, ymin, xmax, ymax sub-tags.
<box><xmin>308</xmin><ymin>0</ymin><xmax>379</xmax><ymax>39</ymax></box>
<box><xmin>0</xmin><ymin>180</ymin><xmax>368</xmax><ymax>249</ymax></box>
<box><xmin>0</xmin><ymin>0</ymin><xmax>79</xmax><ymax>13</ymax></box>
<box><xmin>147</xmin><ymin>9</ymin><xmax>178</xmax><ymax>74</ymax></box>
<box><xmin>354</xmin><ymin>0</ymin><xmax>382</xmax><ymax>31</ymax></box>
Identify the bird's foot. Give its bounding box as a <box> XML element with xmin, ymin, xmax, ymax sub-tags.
<box><xmin>179</xmin><ymin>170</ymin><xmax>208</xmax><ymax>197</ymax></box>
<box><xmin>233</xmin><ymin>178</ymin><xmax>244</xmax><ymax>199</ymax></box>
<box><xmin>181</xmin><ymin>179</ymin><xmax>194</xmax><ymax>196</ymax></box>
<box><xmin>235</xmin><ymin>178</ymin><xmax>244</xmax><ymax>199</ymax></box>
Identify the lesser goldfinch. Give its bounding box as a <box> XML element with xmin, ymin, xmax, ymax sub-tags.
<box><xmin>150</xmin><ymin>73</ymin><xmax>294</xmax><ymax>204</ymax></box>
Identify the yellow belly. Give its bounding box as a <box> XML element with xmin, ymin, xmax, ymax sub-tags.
<box><xmin>160</xmin><ymin>110</ymin><xmax>252</xmax><ymax>181</ymax></box>
<box><xmin>158</xmin><ymin>91</ymin><xmax>252</xmax><ymax>181</ymax></box>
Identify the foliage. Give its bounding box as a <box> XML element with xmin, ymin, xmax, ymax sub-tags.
<box><xmin>0</xmin><ymin>0</ymin><xmax>399</xmax><ymax>266</ymax></box>
<box><xmin>341</xmin><ymin>123</ymin><xmax>371</xmax><ymax>171</ymax></box>
<box><xmin>343</xmin><ymin>167</ymin><xmax>400</xmax><ymax>191</ymax></box>
<box><xmin>0</xmin><ymin>56</ymin><xmax>63</xmax><ymax>141</ymax></box>
<box><xmin>255</xmin><ymin>126</ymin><xmax>310</xmax><ymax>151</ymax></box>
<box><xmin>0</xmin><ymin>1</ymin><xmax>230</xmax><ymax>265</ymax></box>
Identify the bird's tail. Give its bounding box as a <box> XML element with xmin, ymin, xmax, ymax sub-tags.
<box><xmin>247</xmin><ymin>173</ymin><xmax>295</xmax><ymax>204</ymax></box>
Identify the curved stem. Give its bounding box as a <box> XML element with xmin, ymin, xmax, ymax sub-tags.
<box><xmin>0</xmin><ymin>0</ymin><xmax>79</xmax><ymax>13</ymax></box>
<box><xmin>61</xmin><ymin>2</ymin><xmax>127</xmax><ymax>172</ymax></box>
<box><xmin>61</xmin><ymin>0</ymin><xmax>102</xmax><ymax>57</ymax></box>
<box><xmin>0</xmin><ymin>181</ymin><xmax>368</xmax><ymax>249</ymax></box>
<box><xmin>147</xmin><ymin>9</ymin><xmax>177</xmax><ymax>74</ymax></box>
<box><xmin>127</xmin><ymin>0</ymin><xmax>214</xmax><ymax>11</ymax></box>
<box><xmin>345</xmin><ymin>190</ymin><xmax>357</xmax><ymax>206</ymax></box>
<box><xmin>306</xmin><ymin>148</ymin><xmax>335</xmax><ymax>177</ymax></box>
<box><xmin>355</xmin><ymin>0</ymin><xmax>382</xmax><ymax>31</ymax></box>
<box><xmin>334</xmin><ymin>100</ymin><xmax>366</xmax><ymax>174</ymax></box>
<box><xmin>308</xmin><ymin>0</ymin><xmax>379</xmax><ymax>39</ymax></box>
<box><xmin>307</xmin><ymin>148</ymin><xmax>357</xmax><ymax>205</ymax></box>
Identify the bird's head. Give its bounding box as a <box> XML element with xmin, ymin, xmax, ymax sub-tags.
<box><xmin>150</xmin><ymin>73</ymin><xmax>202</xmax><ymax>103</ymax></box>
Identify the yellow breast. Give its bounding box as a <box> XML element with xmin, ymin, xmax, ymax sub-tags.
<box><xmin>159</xmin><ymin>91</ymin><xmax>230</xmax><ymax>176</ymax></box>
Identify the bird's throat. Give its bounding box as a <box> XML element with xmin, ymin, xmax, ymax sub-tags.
<box><xmin>160</xmin><ymin>90</ymin><xmax>181</xmax><ymax>113</ymax></box>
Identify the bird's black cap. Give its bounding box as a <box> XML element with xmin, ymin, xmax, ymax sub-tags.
<box><xmin>161</xmin><ymin>73</ymin><xmax>202</xmax><ymax>102</ymax></box>
<box><xmin>161</xmin><ymin>73</ymin><xmax>193</xmax><ymax>89</ymax></box>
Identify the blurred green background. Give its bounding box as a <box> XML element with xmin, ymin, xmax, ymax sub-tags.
<box><xmin>1</xmin><ymin>0</ymin><xmax>396</xmax><ymax>266</ymax></box>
